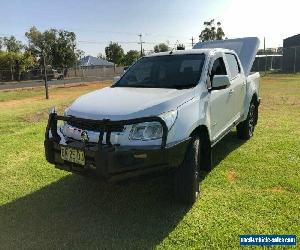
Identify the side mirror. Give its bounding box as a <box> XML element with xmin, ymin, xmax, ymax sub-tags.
<box><xmin>211</xmin><ymin>75</ymin><xmax>230</xmax><ymax>90</ymax></box>
<box><xmin>113</xmin><ymin>76</ymin><xmax>121</xmax><ymax>84</ymax></box>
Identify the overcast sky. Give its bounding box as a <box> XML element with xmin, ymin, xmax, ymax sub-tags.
<box><xmin>0</xmin><ymin>0</ymin><xmax>299</xmax><ymax>56</ymax></box>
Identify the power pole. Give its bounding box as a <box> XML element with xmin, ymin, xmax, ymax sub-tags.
<box><xmin>191</xmin><ymin>37</ymin><xmax>195</xmax><ymax>47</ymax></box>
<box><xmin>138</xmin><ymin>34</ymin><xmax>145</xmax><ymax>57</ymax></box>
<box><xmin>43</xmin><ymin>52</ymin><xmax>49</xmax><ymax>99</ymax></box>
<box><xmin>264</xmin><ymin>37</ymin><xmax>267</xmax><ymax>76</ymax></box>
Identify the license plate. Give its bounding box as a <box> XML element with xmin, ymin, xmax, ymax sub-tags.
<box><xmin>61</xmin><ymin>146</ymin><xmax>85</xmax><ymax>166</ymax></box>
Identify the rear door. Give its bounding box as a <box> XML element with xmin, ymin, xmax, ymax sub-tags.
<box><xmin>224</xmin><ymin>53</ymin><xmax>246</xmax><ymax>120</ymax></box>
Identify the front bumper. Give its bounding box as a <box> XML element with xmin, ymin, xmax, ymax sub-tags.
<box><xmin>44</xmin><ymin>113</ymin><xmax>190</xmax><ymax>181</ymax></box>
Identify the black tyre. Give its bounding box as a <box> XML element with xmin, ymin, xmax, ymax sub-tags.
<box><xmin>174</xmin><ymin>136</ymin><xmax>200</xmax><ymax>205</ymax></box>
<box><xmin>236</xmin><ymin>101</ymin><xmax>258</xmax><ymax>140</ymax></box>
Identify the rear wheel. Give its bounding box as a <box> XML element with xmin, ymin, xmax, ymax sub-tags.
<box><xmin>174</xmin><ymin>136</ymin><xmax>200</xmax><ymax>205</ymax></box>
<box><xmin>236</xmin><ymin>101</ymin><xmax>258</xmax><ymax>140</ymax></box>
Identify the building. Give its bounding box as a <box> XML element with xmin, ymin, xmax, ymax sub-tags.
<box><xmin>79</xmin><ymin>55</ymin><xmax>114</xmax><ymax>69</ymax></box>
<box><xmin>282</xmin><ymin>34</ymin><xmax>300</xmax><ymax>72</ymax></box>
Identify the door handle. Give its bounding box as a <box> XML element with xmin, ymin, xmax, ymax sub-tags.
<box><xmin>229</xmin><ymin>89</ymin><xmax>234</xmax><ymax>95</ymax></box>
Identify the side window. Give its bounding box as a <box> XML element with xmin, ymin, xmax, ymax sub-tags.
<box><xmin>225</xmin><ymin>53</ymin><xmax>240</xmax><ymax>79</ymax></box>
<box><xmin>210</xmin><ymin>57</ymin><xmax>227</xmax><ymax>82</ymax></box>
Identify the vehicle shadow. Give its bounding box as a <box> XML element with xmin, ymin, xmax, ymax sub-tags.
<box><xmin>0</xmin><ymin>131</ymin><xmax>244</xmax><ymax>249</ymax></box>
<box><xmin>200</xmin><ymin>130</ymin><xmax>246</xmax><ymax>180</ymax></box>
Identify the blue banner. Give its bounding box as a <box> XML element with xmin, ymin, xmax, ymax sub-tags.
<box><xmin>240</xmin><ymin>235</ymin><xmax>296</xmax><ymax>246</ymax></box>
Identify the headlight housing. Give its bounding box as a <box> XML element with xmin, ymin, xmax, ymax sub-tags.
<box><xmin>129</xmin><ymin>122</ymin><xmax>163</xmax><ymax>140</ymax></box>
<box><xmin>129</xmin><ymin>110</ymin><xmax>178</xmax><ymax>141</ymax></box>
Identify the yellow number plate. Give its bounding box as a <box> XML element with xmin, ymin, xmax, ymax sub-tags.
<box><xmin>61</xmin><ymin>146</ymin><xmax>85</xmax><ymax>166</ymax></box>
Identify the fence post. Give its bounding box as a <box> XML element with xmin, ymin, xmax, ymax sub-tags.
<box><xmin>294</xmin><ymin>47</ymin><xmax>297</xmax><ymax>73</ymax></box>
<box><xmin>43</xmin><ymin>53</ymin><xmax>49</xmax><ymax>99</ymax></box>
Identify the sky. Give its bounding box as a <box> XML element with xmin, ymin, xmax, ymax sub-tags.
<box><xmin>0</xmin><ymin>0</ymin><xmax>299</xmax><ymax>56</ymax></box>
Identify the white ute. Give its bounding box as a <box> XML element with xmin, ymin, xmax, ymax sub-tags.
<box><xmin>45</xmin><ymin>37</ymin><xmax>260</xmax><ymax>204</ymax></box>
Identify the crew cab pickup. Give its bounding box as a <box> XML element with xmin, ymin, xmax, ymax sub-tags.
<box><xmin>45</xmin><ymin>37</ymin><xmax>260</xmax><ymax>204</ymax></box>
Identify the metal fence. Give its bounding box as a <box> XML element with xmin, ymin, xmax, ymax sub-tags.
<box><xmin>252</xmin><ymin>55</ymin><xmax>282</xmax><ymax>72</ymax></box>
<box><xmin>252</xmin><ymin>46</ymin><xmax>300</xmax><ymax>73</ymax></box>
<box><xmin>0</xmin><ymin>66</ymin><xmax>124</xmax><ymax>89</ymax></box>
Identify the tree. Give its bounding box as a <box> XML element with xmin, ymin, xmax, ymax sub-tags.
<box><xmin>216</xmin><ymin>22</ymin><xmax>225</xmax><ymax>40</ymax></box>
<box><xmin>105</xmin><ymin>42</ymin><xmax>124</xmax><ymax>65</ymax></box>
<box><xmin>177</xmin><ymin>44</ymin><xmax>185</xmax><ymax>50</ymax></box>
<box><xmin>17</xmin><ymin>52</ymin><xmax>36</xmax><ymax>80</ymax></box>
<box><xmin>121</xmin><ymin>50</ymin><xmax>140</xmax><ymax>66</ymax></box>
<box><xmin>154</xmin><ymin>43</ymin><xmax>169</xmax><ymax>53</ymax></box>
<box><xmin>3</xmin><ymin>36</ymin><xmax>23</xmax><ymax>53</ymax></box>
<box><xmin>0</xmin><ymin>35</ymin><xmax>36</xmax><ymax>81</ymax></box>
<box><xmin>25</xmin><ymin>26</ymin><xmax>78</xmax><ymax>70</ymax></box>
<box><xmin>52</xmin><ymin>30</ymin><xmax>77</xmax><ymax>71</ymax></box>
<box><xmin>76</xmin><ymin>49</ymin><xmax>85</xmax><ymax>59</ymax></box>
<box><xmin>0</xmin><ymin>36</ymin><xmax>24</xmax><ymax>80</ymax></box>
<box><xmin>97</xmin><ymin>53</ymin><xmax>106</xmax><ymax>60</ymax></box>
<box><xmin>1</xmin><ymin>52</ymin><xmax>18</xmax><ymax>81</ymax></box>
<box><xmin>0</xmin><ymin>38</ymin><xmax>3</xmax><ymax>51</ymax></box>
<box><xmin>199</xmin><ymin>19</ymin><xmax>225</xmax><ymax>42</ymax></box>
<box><xmin>25</xmin><ymin>26</ymin><xmax>55</xmax><ymax>67</ymax></box>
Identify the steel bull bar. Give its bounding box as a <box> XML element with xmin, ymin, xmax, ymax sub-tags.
<box><xmin>44</xmin><ymin>112</ymin><xmax>193</xmax><ymax>181</ymax></box>
<box><xmin>45</xmin><ymin>112</ymin><xmax>168</xmax><ymax>148</ymax></box>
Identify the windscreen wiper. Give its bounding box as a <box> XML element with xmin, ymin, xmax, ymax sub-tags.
<box><xmin>114</xmin><ymin>84</ymin><xmax>158</xmax><ymax>88</ymax></box>
<box><xmin>166</xmin><ymin>84</ymin><xmax>197</xmax><ymax>89</ymax></box>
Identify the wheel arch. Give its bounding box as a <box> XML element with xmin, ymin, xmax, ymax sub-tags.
<box><xmin>251</xmin><ymin>93</ymin><xmax>259</xmax><ymax>125</ymax></box>
<box><xmin>190</xmin><ymin>124</ymin><xmax>210</xmax><ymax>143</ymax></box>
<box><xmin>251</xmin><ymin>93</ymin><xmax>259</xmax><ymax>104</ymax></box>
<box><xmin>190</xmin><ymin>124</ymin><xmax>212</xmax><ymax>171</ymax></box>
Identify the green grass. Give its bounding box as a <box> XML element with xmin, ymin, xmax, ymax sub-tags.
<box><xmin>0</xmin><ymin>88</ymin><xmax>45</xmax><ymax>102</ymax></box>
<box><xmin>0</xmin><ymin>76</ymin><xmax>299</xmax><ymax>249</ymax></box>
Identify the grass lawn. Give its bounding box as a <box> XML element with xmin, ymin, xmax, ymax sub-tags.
<box><xmin>0</xmin><ymin>75</ymin><xmax>299</xmax><ymax>249</ymax></box>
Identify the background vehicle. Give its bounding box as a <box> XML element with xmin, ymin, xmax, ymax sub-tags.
<box><xmin>32</xmin><ymin>68</ymin><xmax>64</xmax><ymax>80</ymax></box>
<box><xmin>45</xmin><ymin>37</ymin><xmax>260</xmax><ymax>204</ymax></box>
<box><xmin>51</xmin><ymin>69</ymin><xmax>64</xmax><ymax>80</ymax></box>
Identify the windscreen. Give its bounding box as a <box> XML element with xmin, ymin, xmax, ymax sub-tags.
<box><xmin>115</xmin><ymin>54</ymin><xmax>205</xmax><ymax>89</ymax></box>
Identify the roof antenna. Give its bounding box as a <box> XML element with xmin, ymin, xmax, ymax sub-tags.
<box><xmin>169</xmin><ymin>40</ymin><xmax>179</xmax><ymax>54</ymax></box>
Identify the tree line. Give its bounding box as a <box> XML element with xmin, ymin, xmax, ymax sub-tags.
<box><xmin>0</xmin><ymin>26</ymin><xmax>83</xmax><ymax>81</ymax></box>
<box><xmin>0</xmin><ymin>19</ymin><xmax>225</xmax><ymax>80</ymax></box>
<box><xmin>102</xmin><ymin>20</ymin><xmax>225</xmax><ymax>66</ymax></box>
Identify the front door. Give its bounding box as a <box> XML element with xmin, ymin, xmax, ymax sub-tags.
<box><xmin>209</xmin><ymin>55</ymin><xmax>235</xmax><ymax>141</ymax></box>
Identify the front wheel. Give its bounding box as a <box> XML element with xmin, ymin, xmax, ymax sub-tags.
<box><xmin>236</xmin><ymin>101</ymin><xmax>258</xmax><ymax>140</ymax></box>
<box><xmin>174</xmin><ymin>136</ymin><xmax>200</xmax><ymax>205</ymax></box>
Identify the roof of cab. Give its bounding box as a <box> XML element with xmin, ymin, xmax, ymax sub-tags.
<box><xmin>144</xmin><ymin>48</ymin><xmax>235</xmax><ymax>57</ymax></box>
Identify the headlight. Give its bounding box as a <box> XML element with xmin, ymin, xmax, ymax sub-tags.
<box><xmin>129</xmin><ymin>110</ymin><xmax>178</xmax><ymax>141</ymax></box>
<box><xmin>159</xmin><ymin>110</ymin><xmax>178</xmax><ymax>130</ymax></box>
<box><xmin>129</xmin><ymin>122</ymin><xmax>163</xmax><ymax>141</ymax></box>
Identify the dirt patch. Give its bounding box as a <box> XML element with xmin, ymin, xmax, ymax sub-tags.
<box><xmin>21</xmin><ymin>111</ymin><xmax>49</xmax><ymax>123</ymax></box>
<box><xmin>227</xmin><ymin>170</ymin><xmax>237</xmax><ymax>183</ymax></box>
<box><xmin>267</xmin><ymin>186</ymin><xmax>285</xmax><ymax>193</ymax></box>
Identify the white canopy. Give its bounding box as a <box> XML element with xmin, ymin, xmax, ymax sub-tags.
<box><xmin>193</xmin><ymin>37</ymin><xmax>260</xmax><ymax>76</ymax></box>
